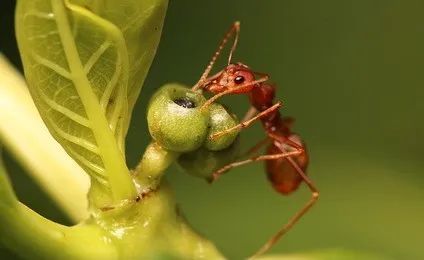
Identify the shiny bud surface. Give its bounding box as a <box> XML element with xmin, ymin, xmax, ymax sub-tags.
<box><xmin>204</xmin><ymin>103</ymin><xmax>240</xmax><ymax>151</ymax></box>
<box><xmin>147</xmin><ymin>84</ymin><xmax>209</xmax><ymax>152</ymax></box>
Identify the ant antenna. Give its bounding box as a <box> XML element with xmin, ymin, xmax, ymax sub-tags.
<box><xmin>227</xmin><ymin>22</ymin><xmax>240</xmax><ymax>65</ymax></box>
<box><xmin>193</xmin><ymin>21</ymin><xmax>240</xmax><ymax>90</ymax></box>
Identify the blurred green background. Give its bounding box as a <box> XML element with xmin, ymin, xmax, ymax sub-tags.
<box><xmin>1</xmin><ymin>0</ymin><xmax>423</xmax><ymax>259</ymax></box>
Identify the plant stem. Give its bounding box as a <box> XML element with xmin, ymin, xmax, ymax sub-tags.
<box><xmin>0</xmin><ymin>156</ymin><xmax>63</xmax><ymax>259</ymax></box>
<box><xmin>0</xmin><ymin>203</ymin><xmax>66</xmax><ymax>259</ymax></box>
<box><xmin>133</xmin><ymin>142</ymin><xmax>179</xmax><ymax>193</ymax></box>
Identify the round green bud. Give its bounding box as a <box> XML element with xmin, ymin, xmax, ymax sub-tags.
<box><xmin>147</xmin><ymin>83</ymin><xmax>209</xmax><ymax>152</ymax></box>
<box><xmin>177</xmin><ymin>138</ymin><xmax>240</xmax><ymax>180</ymax></box>
<box><xmin>204</xmin><ymin>103</ymin><xmax>240</xmax><ymax>151</ymax></box>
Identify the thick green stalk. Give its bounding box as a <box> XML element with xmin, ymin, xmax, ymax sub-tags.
<box><xmin>0</xmin><ymin>203</ymin><xmax>120</xmax><ymax>260</ymax></box>
<box><xmin>133</xmin><ymin>142</ymin><xmax>179</xmax><ymax>193</ymax></box>
<box><xmin>0</xmin><ymin>157</ymin><xmax>116</xmax><ymax>259</ymax></box>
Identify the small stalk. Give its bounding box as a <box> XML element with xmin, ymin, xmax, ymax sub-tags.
<box><xmin>133</xmin><ymin>142</ymin><xmax>179</xmax><ymax>193</ymax></box>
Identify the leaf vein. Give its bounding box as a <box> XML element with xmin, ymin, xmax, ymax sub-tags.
<box><xmin>83</xmin><ymin>40</ymin><xmax>112</xmax><ymax>74</ymax></box>
<box><xmin>24</xmin><ymin>11</ymin><xmax>55</xmax><ymax>20</ymax></box>
<box><xmin>48</xmin><ymin>118</ymin><xmax>99</xmax><ymax>154</ymax></box>
<box><xmin>32</xmin><ymin>53</ymin><xmax>72</xmax><ymax>80</ymax></box>
<box><xmin>40</xmin><ymin>91</ymin><xmax>90</xmax><ymax>127</ymax></box>
<box><xmin>101</xmin><ymin>55</ymin><xmax>121</xmax><ymax>111</ymax></box>
<box><xmin>27</xmin><ymin>30</ymin><xmax>59</xmax><ymax>40</ymax></box>
<box><xmin>67</xmin><ymin>147</ymin><xmax>106</xmax><ymax>177</ymax></box>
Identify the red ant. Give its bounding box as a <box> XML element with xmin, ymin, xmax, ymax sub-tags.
<box><xmin>192</xmin><ymin>22</ymin><xmax>319</xmax><ymax>258</ymax></box>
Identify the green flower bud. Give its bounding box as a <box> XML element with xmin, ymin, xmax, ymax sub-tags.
<box><xmin>204</xmin><ymin>103</ymin><xmax>240</xmax><ymax>151</ymax></box>
<box><xmin>147</xmin><ymin>84</ymin><xmax>209</xmax><ymax>152</ymax></box>
<box><xmin>177</xmin><ymin>138</ymin><xmax>240</xmax><ymax>180</ymax></box>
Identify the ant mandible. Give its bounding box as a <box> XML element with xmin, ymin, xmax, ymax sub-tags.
<box><xmin>192</xmin><ymin>22</ymin><xmax>319</xmax><ymax>258</ymax></box>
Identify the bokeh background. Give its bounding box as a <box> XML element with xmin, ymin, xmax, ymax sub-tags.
<box><xmin>1</xmin><ymin>0</ymin><xmax>423</xmax><ymax>259</ymax></box>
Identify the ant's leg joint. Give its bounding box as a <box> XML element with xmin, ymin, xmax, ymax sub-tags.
<box><xmin>206</xmin><ymin>176</ymin><xmax>215</xmax><ymax>184</ymax></box>
<box><xmin>312</xmin><ymin>191</ymin><xmax>319</xmax><ymax>200</ymax></box>
<box><xmin>210</xmin><ymin>167</ymin><xmax>229</xmax><ymax>183</ymax></box>
<box><xmin>252</xmin><ymin>155</ymin><xmax>261</xmax><ymax>161</ymax></box>
<box><xmin>210</xmin><ymin>173</ymin><xmax>218</xmax><ymax>183</ymax></box>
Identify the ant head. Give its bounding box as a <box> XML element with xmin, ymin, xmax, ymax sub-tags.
<box><xmin>249</xmin><ymin>83</ymin><xmax>276</xmax><ymax>111</ymax></box>
<box><xmin>203</xmin><ymin>63</ymin><xmax>256</xmax><ymax>94</ymax></box>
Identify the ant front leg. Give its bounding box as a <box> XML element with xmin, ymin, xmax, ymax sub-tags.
<box><xmin>200</xmin><ymin>75</ymin><xmax>270</xmax><ymax>110</ymax></box>
<box><xmin>210</xmin><ymin>102</ymin><xmax>282</xmax><ymax>140</ymax></box>
<box><xmin>250</xmin><ymin>139</ymin><xmax>320</xmax><ymax>258</ymax></box>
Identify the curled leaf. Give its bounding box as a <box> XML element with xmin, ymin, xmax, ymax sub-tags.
<box><xmin>15</xmin><ymin>0</ymin><xmax>167</xmax><ymax>203</ymax></box>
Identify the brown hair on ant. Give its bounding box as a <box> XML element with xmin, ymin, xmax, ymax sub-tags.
<box><xmin>192</xmin><ymin>22</ymin><xmax>319</xmax><ymax>258</ymax></box>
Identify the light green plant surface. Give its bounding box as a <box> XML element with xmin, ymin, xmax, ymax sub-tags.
<box><xmin>0</xmin><ymin>53</ymin><xmax>89</xmax><ymax>221</ymax></box>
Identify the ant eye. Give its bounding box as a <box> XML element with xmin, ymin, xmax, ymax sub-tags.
<box><xmin>234</xmin><ymin>76</ymin><xmax>245</xmax><ymax>84</ymax></box>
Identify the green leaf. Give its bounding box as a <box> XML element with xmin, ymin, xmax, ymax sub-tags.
<box><xmin>16</xmin><ymin>0</ymin><xmax>132</xmax><ymax>202</ymax></box>
<box><xmin>69</xmin><ymin>0</ymin><xmax>169</xmax><ymax>132</ymax></box>
<box><xmin>15</xmin><ymin>0</ymin><xmax>167</xmax><ymax>204</ymax></box>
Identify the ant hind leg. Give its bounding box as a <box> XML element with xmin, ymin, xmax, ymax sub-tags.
<box><xmin>209</xmin><ymin>147</ymin><xmax>302</xmax><ymax>183</ymax></box>
<box><xmin>210</xmin><ymin>102</ymin><xmax>282</xmax><ymax>140</ymax></box>
<box><xmin>240</xmin><ymin>136</ymin><xmax>270</xmax><ymax>158</ymax></box>
<box><xmin>250</xmin><ymin>141</ymin><xmax>319</xmax><ymax>258</ymax></box>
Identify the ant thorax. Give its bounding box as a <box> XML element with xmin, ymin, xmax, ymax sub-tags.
<box><xmin>249</xmin><ymin>83</ymin><xmax>276</xmax><ymax>111</ymax></box>
<box><xmin>261</xmin><ymin>110</ymin><xmax>283</xmax><ymax>133</ymax></box>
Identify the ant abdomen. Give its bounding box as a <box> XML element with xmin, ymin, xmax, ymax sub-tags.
<box><xmin>265</xmin><ymin>134</ymin><xmax>309</xmax><ymax>195</ymax></box>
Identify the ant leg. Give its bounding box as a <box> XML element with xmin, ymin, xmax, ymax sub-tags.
<box><xmin>193</xmin><ymin>21</ymin><xmax>240</xmax><ymax>90</ymax></box>
<box><xmin>209</xmin><ymin>149</ymin><xmax>302</xmax><ymax>183</ymax></box>
<box><xmin>267</xmin><ymin>132</ymin><xmax>304</xmax><ymax>151</ymax></box>
<box><xmin>242</xmin><ymin>106</ymin><xmax>258</xmax><ymax>122</ymax></box>
<box><xmin>250</xmin><ymin>144</ymin><xmax>319</xmax><ymax>258</ymax></box>
<box><xmin>240</xmin><ymin>137</ymin><xmax>270</xmax><ymax>158</ymax></box>
<box><xmin>210</xmin><ymin>102</ymin><xmax>282</xmax><ymax>140</ymax></box>
<box><xmin>201</xmin><ymin>75</ymin><xmax>270</xmax><ymax>110</ymax></box>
